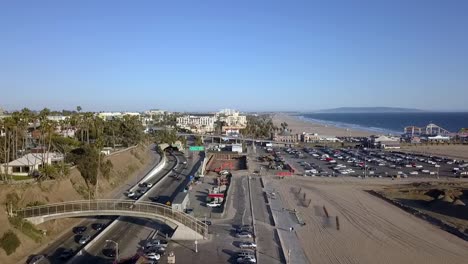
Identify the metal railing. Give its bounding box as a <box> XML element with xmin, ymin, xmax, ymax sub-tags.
<box><xmin>14</xmin><ymin>199</ymin><xmax>208</xmax><ymax>238</ymax></box>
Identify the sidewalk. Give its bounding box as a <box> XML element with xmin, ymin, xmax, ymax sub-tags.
<box><xmin>264</xmin><ymin>179</ymin><xmax>308</xmax><ymax>264</ymax></box>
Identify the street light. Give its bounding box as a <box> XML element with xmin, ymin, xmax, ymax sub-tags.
<box><xmin>106</xmin><ymin>240</ymin><xmax>119</xmax><ymax>262</ymax></box>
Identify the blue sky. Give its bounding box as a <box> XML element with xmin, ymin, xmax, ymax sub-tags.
<box><xmin>1</xmin><ymin>0</ymin><xmax>467</xmax><ymax>112</ymax></box>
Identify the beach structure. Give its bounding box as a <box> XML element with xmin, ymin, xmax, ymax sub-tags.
<box><xmin>404</xmin><ymin>123</ymin><xmax>450</xmax><ymax>136</ymax></box>
<box><xmin>427</xmin><ymin>135</ymin><xmax>450</xmax><ymax>142</ymax></box>
<box><xmin>301</xmin><ymin>132</ymin><xmax>321</xmax><ymax>143</ymax></box>
<box><xmin>272</xmin><ymin>129</ymin><xmax>300</xmax><ymax>143</ymax></box>
<box><xmin>366</xmin><ymin>135</ymin><xmax>401</xmax><ymax>149</ymax></box>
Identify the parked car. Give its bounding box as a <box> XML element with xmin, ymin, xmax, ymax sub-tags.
<box><xmin>236</xmin><ymin>232</ymin><xmax>252</xmax><ymax>238</ymax></box>
<box><xmin>145</xmin><ymin>239</ymin><xmax>168</xmax><ymax>248</ymax></box>
<box><xmin>237</xmin><ymin>255</ymin><xmax>257</xmax><ymax>263</ymax></box>
<box><xmin>237</xmin><ymin>225</ymin><xmax>252</xmax><ymax>232</ymax></box>
<box><xmin>237</xmin><ymin>250</ymin><xmax>255</xmax><ymax>258</ymax></box>
<box><xmin>206</xmin><ymin>202</ymin><xmax>221</xmax><ymax>208</ymax></box>
<box><xmin>145</xmin><ymin>252</ymin><xmax>161</xmax><ymax>260</ymax></box>
<box><xmin>239</xmin><ymin>242</ymin><xmax>257</xmax><ymax>249</ymax></box>
<box><xmin>410</xmin><ymin>171</ymin><xmax>419</xmax><ymax>175</ymax></box>
<box><xmin>202</xmin><ymin>220</ymin><xmax>212</xmax><ymax>226</ymax></box>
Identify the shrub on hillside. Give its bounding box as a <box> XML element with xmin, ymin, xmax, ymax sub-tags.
<box><xmin>0</xmin><ymin>230</ymin><xmax>21</xmax><ymax>255</ymax></box>
<box><xmin>8</xmin><ymin>217</ymin><xmax>43</xmax><ymax>242</ymax></box>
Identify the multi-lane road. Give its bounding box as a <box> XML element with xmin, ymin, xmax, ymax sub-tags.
<box><xmin>30</xmin><ymin>148</ymin><xmax>203</xmax><ymax>264</ymax></box>
<box><xmin>71</xmin><ymin>151</ymin><xmax>203</xmax><ymax>263</ymax></box>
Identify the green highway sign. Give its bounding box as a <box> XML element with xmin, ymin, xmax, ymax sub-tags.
<box><xmin>189</xmin><ymin>146</ymin><xmax>205</xmax><ymax>151</ymax></box>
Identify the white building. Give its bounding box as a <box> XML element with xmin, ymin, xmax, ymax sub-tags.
<box><xmin>47</xmin><ymin>115</ymin><xmax>68</xmax><ymax>122</ymax></box>
<box><xmin>97</xmin><ymin>112</ymin><xmax>123</xmax><ymax>120</ymax></box>
<box><xmin>97</xmin><ymin>112</ymin><xmax>140</xmax><ymax>120</ymax></box>
<box><xmin>0</xmin><ymin>152</ymin><xmax>64</xmax><ymax>176</ymax></box>
<box><xmin>145</xmin><ymin>109</ymin><xmax>167</xmax><ymax>116</ymax></box>
<box><xmin>176</xmin><ymin>115</ymin><xmax>216</xmax><ymax>133</ymax></box>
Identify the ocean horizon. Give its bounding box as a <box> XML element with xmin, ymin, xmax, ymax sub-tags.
<box><xmin>296</xmin><ymin>112</ymin><xmax>468</xmax><ymax>135</ymax></box>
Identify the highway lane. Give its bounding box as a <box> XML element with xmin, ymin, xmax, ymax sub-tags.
<box><xmin>72</xmin><ymin>151</ymin><xmax>204</xmax><ymax>264</ymax></box>
<box><xmin>35</xmin><ymin>149</ymin><xmax>173</xmax><ymax>264</ymax></box>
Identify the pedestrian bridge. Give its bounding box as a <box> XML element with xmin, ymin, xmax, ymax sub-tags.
<box><xmin>13</xmin><ymin>199</ymin><xmax>208</xmax><ymax>240</ymax></box>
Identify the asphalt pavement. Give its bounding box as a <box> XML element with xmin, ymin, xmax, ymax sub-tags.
<box><xmin>31</xmin><ymin>148</ymin><xmax>163</xmax><ymax>264</ymax></box>
<box><xmin>71</xmin><ymin>151</ymin><xmax>204</xmax><ymax>264</ymax></box>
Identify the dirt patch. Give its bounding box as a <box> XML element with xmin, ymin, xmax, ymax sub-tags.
<box><xmin>0</xmin><ymin>145</ymin><xmax>154</xmax><ymax>263</ymax></box>
<box><xmin>206</xmin><ymin>153</ymin><xmax>247</xmax><ymax>173</ymax></box>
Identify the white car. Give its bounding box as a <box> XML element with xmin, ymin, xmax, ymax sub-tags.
<box><xmin>421</xmin><ymin>169</ymin><xmax>430</xmax><ymax>174</ymax></box>
<box><xmin>410</xmin><ymin>171</ymin><xmax>419</xmax><ymax>175</ymax></box>
<box><xmin>146</xmin><ymin>253</ymin><xmax>161</xmax><ymax>260</ymax></box>
<box><xmin>237</xmin><ymin>256</ymin><xmax>257</xmax><ymax>263</ymax></box>
<box><xmin>207</xmin><ymin>202</ymin><xmax>221</xmax><ymax>208</ymax></box>
<box><xmin>415</xmin><ymin>165</ymin><xmax>423</xmax><ymax>168</ymax></box>
<box><xmin>239</xmin><ymin>242</ymin><xmax>257</xmax><ymax>249</ymax></box>
<box><xmin>127</xmin><ymin>191</ymin><xmax>135</xmax><ymax>197</ymax></box>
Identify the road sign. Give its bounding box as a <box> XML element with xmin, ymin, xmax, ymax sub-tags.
<box><xmin>189</xmin><ymin>146</ymin><xmax>205</xmax><ymax>151</ymax></box>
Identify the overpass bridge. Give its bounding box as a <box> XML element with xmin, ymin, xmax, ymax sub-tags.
<box><xmin>177</xmin><ymin>133</ymin><xmax>296</xmax><ymax>145</ymax></box>
<box><xmin>13</xmin><ymin>199</ymin><xmax>207</xmax><ymax>240</ymax></box>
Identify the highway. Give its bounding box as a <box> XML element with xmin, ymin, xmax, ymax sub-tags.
<box><xmin>34</xmin><ymin>148</ymin><xmax>174</xmax><ymax>264</ymax></box>
<box><xmin>71</xmin><ymin>151</ymin><xmax>204</xmax><ymax>263</ymax></box>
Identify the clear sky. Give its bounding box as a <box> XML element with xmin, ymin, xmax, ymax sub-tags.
<box><xmin>1</xmin><ymin>0</ymin><xmax>467</xmax><ymax>112</ymax></box>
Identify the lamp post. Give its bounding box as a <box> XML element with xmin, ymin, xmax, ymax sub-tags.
<box><xmin>106</xmin><ymin>240</ymin><xmax>119</xmax><ymax>262</ymax></box>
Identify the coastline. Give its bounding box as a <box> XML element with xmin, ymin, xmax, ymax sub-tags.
<box><xmin>272</xmin><ymin>113</ymin><xmax>373</xmax><ymax>137</ymax></box>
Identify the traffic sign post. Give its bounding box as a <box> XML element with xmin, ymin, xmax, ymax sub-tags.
<box><xmin>189</xmin><ymin>146</ymin><xmax>205</xmax><ymax>151</ymax></box>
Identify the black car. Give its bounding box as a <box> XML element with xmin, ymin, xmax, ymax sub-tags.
<box><xmin>131</xmin><ymin>194</ymin><xmax>142</xmax><ymax>200</ymax></box>
<box><xmin>59</xmin><ymin>249</ymin><xmax>74</xmax><ymax>260</ymax></box>
<box><xmin>201</xmin><ymin>220</ymin><xmax>212</xmax><ymax>226</ymax></box>
<box><xmin>92</xmin><ymin>223</ymin><xmax>105</xmax><ymax>231</ymax></box>
<box><xmin>102</xmin><ymin>248</ymin><xmax>117</xmax><ymax>258</ymax></box>
<box><xmin>149</xmin><ymin>196</ymin><xmax>160</xmax><ymax>202</ymax></box>
<box><xmin>73</xmin><ymin>226</ymin><xmax>87</xmax><ymax>234</ymax></box>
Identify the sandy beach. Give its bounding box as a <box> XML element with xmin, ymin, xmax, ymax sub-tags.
<box><xmin>270</xmin><ymin>177</ymin><xmax>468</xmax><ymax>264</ymax></box>
<box><xmin>273</xmin><ymin>113</ymin><xmax>372</xmax><ymax>137</ymax></box>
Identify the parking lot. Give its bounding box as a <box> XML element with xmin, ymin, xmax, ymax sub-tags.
<box><xmin>275</xmin><ymin>146</ymin><xmax>467</xmax><ymax>180</ymax></box>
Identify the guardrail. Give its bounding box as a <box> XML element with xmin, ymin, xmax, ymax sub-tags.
<box><xmin>14</xmin><ymin>199</ymin><xmax>208</xmax><ymax>238</ymax></box>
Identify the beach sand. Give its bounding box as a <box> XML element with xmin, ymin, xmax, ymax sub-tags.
<box><xmin>273</xmin><ymin>113</ymin><xmax>372</xmax><ymax>137</ymax></box>
<box><xmin>270</xmin><ymin>177</ymin><xmax>468</xmax><ymax>264</ymax></box>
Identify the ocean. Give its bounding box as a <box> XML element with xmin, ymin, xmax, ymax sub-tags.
<box><xmin>298</xmin><ymin>112</ymin><xmax>468</xmax><ymax>135</ymax></box>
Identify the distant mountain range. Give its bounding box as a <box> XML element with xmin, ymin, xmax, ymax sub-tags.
<box><xmin>313</xmin><ymin>107</ymin><xmax>425</xmax><ymax>113</ymax></box>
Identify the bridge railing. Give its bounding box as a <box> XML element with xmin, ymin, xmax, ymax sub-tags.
<box><xmin>13</xmin><ymin>199</ymin><xmax>208</xmax><ymax>238</ymax></box>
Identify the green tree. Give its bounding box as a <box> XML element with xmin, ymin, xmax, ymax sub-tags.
<box><xmin>67</xmin><ymin>145</ymin><xmax>100</xmax><ymax>189</ymax></box>
<box><xmin>0</xmin><ymin>230</ymin><xmax>21</xmax><ymax>255</ymax></box>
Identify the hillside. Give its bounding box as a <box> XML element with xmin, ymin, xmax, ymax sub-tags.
<box><xmin>0</xmin><ymin>145</ymin><xmax>156</xmax><ymax>263</ymax></box>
